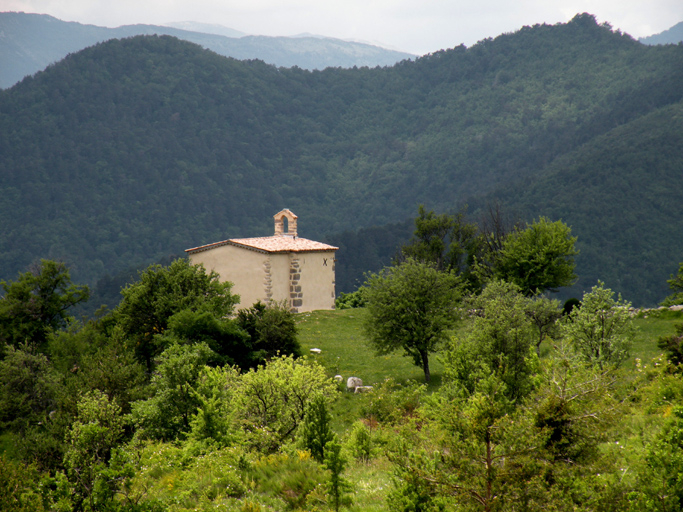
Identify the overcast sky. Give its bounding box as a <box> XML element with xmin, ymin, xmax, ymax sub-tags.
<box><xmin>3</xmin><ymin>0</ymin><xmax>682</xmax><ymax>55</ymax></box>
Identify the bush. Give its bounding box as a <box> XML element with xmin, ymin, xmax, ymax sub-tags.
<box><xmin>361</xmin><ymin>378</ymin><xmax>426</xmax><ymax>425</ymax></box>
<box><xmin>248</xmin><ymin>451</ymin><xmax>326</xmax><ymax>510</ymax></box>
<box><xmin>657</xmin><ymin>323</ymin><xmax>683</xmax><ymax>370</ymax></box>
<box><xmin>236</xmin><ymin>301</ymin><xmax>301</xmax><ymax>366</ymax></box>
<box><xmin>122</xmin><ymin>442</ymin><xmax>248</xmax><ymax>510</ymax></box>
<box><xmin>335</xmin><ymin>288</ymin><xmax>367</xmax><ymax>309</ymax></box>
<box><xmin>235</xmin><ymin>355</ymin><xmax>338</xmax><ymax>450</ymax></box>
<box><xmin>0</xmin><ymin>455</ymin><xmax>46</xmax><ymax>511</ymax></box>
<box><xmin>347</xmin><ymin>420</ymin><xmax>373</xmax><ymax>463</ymax></box>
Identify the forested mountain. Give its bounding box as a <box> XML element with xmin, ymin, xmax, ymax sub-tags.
<box><xmin>0</xmin><ymin>12</ymin><xmax>414</xmax><ymax>89</ymax></box>
<box><xmin>1</xmin><ymin>13</ymin><xmax>682</xmax><ymax>307</ymax></box>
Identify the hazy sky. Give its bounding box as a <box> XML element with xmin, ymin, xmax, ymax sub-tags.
<box><xmin>3</xmin><ymin>0</ymin><xmax>682</xmax><ymax>55</ymax></box>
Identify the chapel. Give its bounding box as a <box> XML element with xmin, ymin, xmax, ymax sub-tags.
<box><xmin>185</xmin><ymin>209</ymin><xmax>338</xmax><ymax>313</ymax></box>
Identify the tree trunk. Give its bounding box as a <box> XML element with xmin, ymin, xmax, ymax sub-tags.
<box><xmin>421</xmin><ymin>350</ymin><xmax>431</xmax><ymax>383</ymax></box>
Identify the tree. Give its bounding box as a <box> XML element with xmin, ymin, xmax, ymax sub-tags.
<box><xmin>363</xmin><ymin>259</ymin><xmax>463</xmax><ymax>383</ymax></box>
<box><xmin>236</xmin><ymin>300</ymin><xmax>301</xmax><ymax>366</ymax></box>
<box><xmin>0</xmin><ymin>345</ymin><xmax>61</xmax><ymax>434</ymax></box>
<box><xmin>389</xmin><ymin>369</ymin><xmax>545</xmax><ymax>512</ymax></box>
<box><xmin>186</xmin><ymin>365</ymin><xmax>242</xmax><ymax>450</ymax></box>
<box><xmin>399</xmin><ymin>205</ymin><xmax>481</xmax><ymax>289</ymax></box>
<box><xmin>391</xmin><ymin>322</ymin><xmax>620</xmax><ymax>512</ymax></box>
<box><xmin>560</xmin><ymin>281</ymin><xmax>635</xmax><ymax>369</ymax></box>
<box><xmin>114</xmin><ymin>258</ymin><xmax>239</xmax><ymax>370</ymax></box>
<box><xmin>325</xmin><ymin>438</ymin><xmax>352</xmax><ymax>511</ymax></box>
<box><xmin>472</xmin><ymin>202</ymin><xmax>521</xmax><ymax>286</ymax></box>
<box><xmin>661</xmin><ymin>262</ymin><xmax>683</xmax><ymax>306</ymax></box>
<box><xmin>159</xmin><ymin>308</ymin><xmax>252</xmax><ymax>368</ymax></box>
<box><xmin>0</xmin><ymin>260</ymin><xmax>89</xmax><ymax>354</ymax></box>
<box><xmin>300</xmin><ymin>393</ymin><xmax>335</xmax><ymax>464</ymax></box>
<box><xmin>443</xmin><ymin>280</ymin><xmax>539</xmax><ymax>402</ymax></box>
<box><xmin>63</xmin><ymin>390</ymin><xmax>126</xmax><ymax>511</ymax></box>
<box><xmin>525</xmin><ymin>296</ymin><xmax>562</xmax><ymax>356</ymax></box>
<box><xmin>533</xmin><ymin>340</ymin><xmax>619</xmax><ymax>465</ymax></box>
<box><xmin>494</xmin><ymin>217</ymin><xmax>578</xmax><ymax>296</ymax></box>
<box><xmin>234</xmin><ymin>354</ymin><xmax>338</xmax><ymax>450</ymax></box>
<box><xmin>130</xmin><ymin>342</ymin><xmax>214</xmax><ymax>441</ymax></box>
<box><xmin>629</xmin><ymin>406</ymin><xmax>683</xmax><ymax>512</ymax></box>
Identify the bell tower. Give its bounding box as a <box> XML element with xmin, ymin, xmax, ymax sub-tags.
<box><xmin>273</xmin><ymin>209</ymin><xmax>298</xmax><ymax>237</ymax></box>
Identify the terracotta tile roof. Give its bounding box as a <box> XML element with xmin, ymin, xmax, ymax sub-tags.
<box><xmin>186</xmin><ymin>235</ymin><xmax>338</xmax><ymax>254</ymax></box>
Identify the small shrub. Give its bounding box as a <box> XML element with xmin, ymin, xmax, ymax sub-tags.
<box><xmin>657</xmin><ymin>323</ymin><xmax>683</xmax><ymax>370</ymax></box>
<box><xmin>362</xmin><ymin>378</ymin><xmax>426</xmax><ymax>424</ymax></box>
<box><xmin>248</xmin><ymin>451</ymin><xmax>326</xmax><ymax>510</ymax></box>
<box><xmin>324</xmin><ymin>439</ymin><xmax>353</xmax><ymax>511</ymax></box>
<box><xmin>0</xmin><ymin>455</ymin><xmax>46</xmax><ymax>511</ymax></box>
<box><xmin>300</xmin><ymin>394</ymin><xmax>334</xmax><ymax>464</ymax></box>
<box><xmin>335</xmin><ymin>288</ymin><xmax>367</xmax><ymax>309</ymax></box>
<box><xmin>347</xmin><ymin>420</ymin><xmax>372</xmax><ymax>463</ymax></box>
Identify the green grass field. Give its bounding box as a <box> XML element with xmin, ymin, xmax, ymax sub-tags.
<box><xmin>296</xmin><ymin>307</ymin><xmax>683</xmax><ymax>383</ymax></box>
<box><xmin>296</xmin><ymin>308</ymin><xmax>445</xmax><ymax>389</ymax></box>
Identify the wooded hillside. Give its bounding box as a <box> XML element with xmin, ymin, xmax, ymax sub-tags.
<box><xmin>1</xmin><ymin>13</ymin><xmax>682</xmax><ymax>306</ymax></box>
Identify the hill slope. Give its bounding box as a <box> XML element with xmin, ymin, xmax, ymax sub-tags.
<box><xmin>1</xmin><ymin>14</ymin><xmax>682</xmax><ymax>306</ymax></box>
<box><xmin>0</xmin><ymin>12</ymin><xmax>414</xmax><ymax>89</ymax></box>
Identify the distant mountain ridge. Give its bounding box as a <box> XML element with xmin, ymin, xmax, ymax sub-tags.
<box><xmin>1</xmin><ymin>13</ymin><xmax>682</xmax><ymax>307</ymax></box>
<box><xmin>639</xmin><ymin>21</ymin><xmax>683</xmax><ymax>45</ymax></box>
<box><xmin>163</xmin><ymin>21</ymin><xmax>247</xmax><ymax>38</ymax></box>
<box><xmin>0</xmin><ymin>12</ymin><xmax>414</xmax><ymax>89</ymax></box>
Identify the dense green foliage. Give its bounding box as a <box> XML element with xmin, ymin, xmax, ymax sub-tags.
<box><xmin>444</xmin><ymin>280</ymin><xmax>539</xmax><ymax>402</ymax></box>
<box><xmin>1</xmin><ymin>14</ymin><xmax>682</xmax><ymax>305</ymax></box>
<box><xmin>0</xmin><ymin>260</ymin><xmax>89</xmax><ymax>353</ymax></box>
<box><xmin>2</xmin><ymin>253</ymin><xmax>683</xmax><ymax>509</ymax></box>
<box><xmin>561</xmin><ymin>281</ymin><xmax>635</xmax><ymax>369</ymax></box>
<box><xmin>114</xmin><ymin>258</ymin><xmax>239</xmax><ymax>369</ymax></box>
<box><xmin>493</xmin><ymin>217</ymin><xmax>578</xmax><ymax>296</ymax></box>
<box><xmin>236</xmin><ymin>300</ymin><xmax>302</xmax><ymax>366</ymax></box>
<box><xmin>363</xmin><ymin>259</ymin><xmax>463</xmax><ymax>382</ymax></box>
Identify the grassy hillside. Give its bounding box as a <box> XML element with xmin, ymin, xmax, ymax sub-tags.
<box><xmin>1</xmin><ymin>13</ymin><xmax>682</xmax><ymax>306</ymax></box>
<box><xmin>295</xmin><ymin>307</ymin><xmax>683</xmax><ymax>384</ymax></box>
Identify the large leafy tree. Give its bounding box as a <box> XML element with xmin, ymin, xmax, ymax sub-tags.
<box><xmin>400</xmin><ymin>205</ymin><xmax>481</xmax><ymax>289</ymax></box>
<box><xmin>114</xmin><ymin>258</ymin><xmax>239</xmax><ymax>370</ymax></box>
<box><xmin>363</xmin><ymin>259</ymin><xmax>463</xmax><ymax>383</ymax></box>
<box><xmin>494</xmin><ymin>217</ymin><xmax>578</xmax><ymax>296</ymax></box>
<box><xmin>0</xmin><ymin>260</ymin><xmax>89</xmax><ymax>353</ymax></box>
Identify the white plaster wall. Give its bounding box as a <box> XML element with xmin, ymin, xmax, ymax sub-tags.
<box><xmin>189</xmin><ymin>245</ymin><xmax>266</xmax><ymax>310</ymax></box>
<box><xmin>297</xmin><ymin>250</ymin><xmax>337</xmax><ymax>312</ymax></box>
